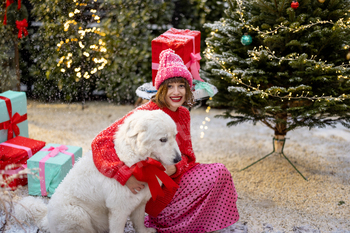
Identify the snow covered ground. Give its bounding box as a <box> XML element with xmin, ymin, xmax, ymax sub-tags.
<box><xmin>1</xmin><ymin>100</ymin><xmax>349</xmax><ymax>232</ymax></box>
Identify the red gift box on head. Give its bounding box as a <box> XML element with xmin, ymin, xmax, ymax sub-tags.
<box><xmin>0</xmin><ymin>136</ymin><xmax>46</xmax><ymax>190</ymax></box>
<box><xmin>152</xmin><ymin>28</ymin><xmax>203</xmax><ymax>86</ymax></box>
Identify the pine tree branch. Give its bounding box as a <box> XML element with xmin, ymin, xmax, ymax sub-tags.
<box><xmin>257</xmin><ymin>0</ymin><xmax>279</xmax><ymax>16</ymax></box>
<box><xmin>251</xmin><ymin>107</ymin><xmax>276</xmax><ymax>131</ymax></box>
<box><xmin>316</xmin><ymin>34</ymin><xmax>336</xmax><ymax>58</ymax></box>
<box><xmin>260</xmin><ymin>119</ymin><xmax>276</xmax><ymax>131</ymax></box>
<box><xmin>278</xmin><ymin>0</ymin><xmax>287</xmax><ymax>14</ymax></box>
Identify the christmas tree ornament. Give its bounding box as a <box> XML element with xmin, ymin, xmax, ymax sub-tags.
<box><xmin>291</xmin><ymin>1</ymin><xmax>299</xmax><ymax>9</ymax></box>
<box><xmin>241</xmin><ymin>34</ymin><xmax>252</xmax><ymax>46</ymax></box>
<box><xmin>346</xmin><ymin>50</ymin><xmax>350</xmax><ymax>60</ymax></box>
<box><xmin>318</xmin><ymin>0</ymin><xmax>325</xmax><ymax>3</ymax></box>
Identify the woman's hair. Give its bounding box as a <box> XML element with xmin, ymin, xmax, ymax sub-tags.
<box><xmin>152</xmin><ymin>77</ymin><xmax>195</xmax><ymax>109</ymax></box>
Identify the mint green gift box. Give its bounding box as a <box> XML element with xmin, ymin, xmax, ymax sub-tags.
<box><xmin>0</xmin><ymin>90</ymin><xmax>29</xmax><ymax>143</ymax></box>
<box><xmin>27</xmin><ymin>143</ymin><xmax>82</xmax><ymax>197</ymax></box>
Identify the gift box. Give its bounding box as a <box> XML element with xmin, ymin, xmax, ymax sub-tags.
<box><xmin>0</xmin><ymin>90</ymin><xmax>29</xmax><ymax>143</ymax></box>
<box><xmin>27</xmin><ymin>144</ymin><xmax>82</xmax><ymax>197</ymax></box>
<box><xmin>0</xmin><ymin>136</ymin><xmax>46</xmax><ymax>190</ymax></box>
<box><xmin>192</xmin><ymin>80</ymin><xmax>218</xmax><ymax>100</ymax></box>
<box><xmin>152</xmin><ymin>28</ymin><xmax>203</xmax><ymax>86</ymax></box>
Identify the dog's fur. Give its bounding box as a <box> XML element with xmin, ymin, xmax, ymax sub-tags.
<box><xmin>15</xmin><ymin>110</ymin><xmax>181</xmax><ymax>233</ymax></box>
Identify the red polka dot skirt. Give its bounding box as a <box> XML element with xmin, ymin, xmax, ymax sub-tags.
<box><xmin>144</xmin><ymin>163</ymin><xmax>239</xmax><ymax>232</ymax></box>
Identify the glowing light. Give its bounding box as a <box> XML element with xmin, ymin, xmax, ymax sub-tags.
<box><xmin>79</xmin><ymin>41</ymin><xmax>85</xmax><ymax>48</ymax></box>
<box><xmin>83</xmin><ymin>72</ymin><xmax>90</xmax><ymax>79</ymax></box>
<box><xmin>91</xmin><ymin>68</ymin><xmax>97</xmax><ymax>74</ymax></box>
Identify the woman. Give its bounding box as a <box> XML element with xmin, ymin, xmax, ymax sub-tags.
<box><xmin>91</xmin><ymin>49</ymin><xmax>239</xmax><ymax>232</ymax></box>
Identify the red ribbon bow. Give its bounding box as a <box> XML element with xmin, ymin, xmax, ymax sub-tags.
<box><xmin>0</xmin><ymin>96</ymin><xmax>27</xmax><ymax>140</ymax></box>
<box><xmin>16</xmin><ymin>19</ymin><xmax>28</xmax><ymax>39</ymax></box>
<box><xmin>190</xmin><ymin>52</ymin><xmax>204</xmax><ymax>82</ymax></box>
<box><xmin>3</xmin><ymin>0</ymin><xmax>21</xmax><ymax>25</ymax></box>
<box><xmin>132</xmin><ymin>158</ymin><xmax>179</xmax><ymax>201</ymax></box>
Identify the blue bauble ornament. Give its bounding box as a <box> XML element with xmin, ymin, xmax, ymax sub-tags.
<box><xmin>241</xmin><ymin>34</ymin><xmax>252</xmax><ymax>46</ymax></box>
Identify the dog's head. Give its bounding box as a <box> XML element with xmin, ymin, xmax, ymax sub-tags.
<box><xmin>115</xmin><ymin>110</ymin><xmax>182</xmax><ymax>167</ymax></box>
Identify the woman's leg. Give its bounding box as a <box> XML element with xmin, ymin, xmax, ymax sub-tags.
<box><xmin>145</xmin><ymin>163</ymin><xmax>239</xmax><ymax>233</ymax></box>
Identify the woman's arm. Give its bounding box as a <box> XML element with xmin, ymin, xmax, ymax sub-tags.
<box><xmin>91</xmin><ymin>112</ymin><xmax>136</xmax><ymax>186</ymax></box>
<box><xmin>91</xmin><ymin>103</ymin><xmax>157</xmax><ymax>186</ymax></box>
<box><xmin>170</xmin><ymin>107</ymin><xmax>196</xmax><ymax>179</ymax></box>
<box><xmin>91</xmin><ymin>127</ymin><xmax>133</xmax><ymax>185</ymax></box>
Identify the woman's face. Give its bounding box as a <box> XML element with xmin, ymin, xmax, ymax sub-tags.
<box><xmin>165</xmin><ymin>82</ymin><xmax>186</xmax><ymax>111</ymax></box>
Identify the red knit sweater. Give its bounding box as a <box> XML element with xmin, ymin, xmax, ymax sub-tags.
<box><xmin>91</xmin><ymin>101</ymin><xmax>198</xmax><ymax>217</ymax></box>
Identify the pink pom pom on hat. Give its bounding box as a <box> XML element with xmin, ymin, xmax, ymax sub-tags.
<box><xmin>154</xmin><ymin>49</ymin><xmax>193</xmax><ymax>90</ymax></box>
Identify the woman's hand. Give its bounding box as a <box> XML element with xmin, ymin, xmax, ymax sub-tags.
<box><xmin>164</xmin><ymin>165</ymin><xmax>177</xmax><ymax>176</ymax></box>
<box><xmin>125</xmin><ymin>175</ymin><xmax>147</xmax><ymax>194</ymax></box>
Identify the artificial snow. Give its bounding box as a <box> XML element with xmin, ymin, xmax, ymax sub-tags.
<box><xmin>1</xmin><ymin>100</ymin><xmax>349</xmax><ymax>233</ymax></box>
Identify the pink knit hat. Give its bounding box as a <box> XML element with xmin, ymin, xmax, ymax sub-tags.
<box><xmin>154</xmin><ymin>49</ymin><xmax>193</xmax><ymax>90</ymax></box>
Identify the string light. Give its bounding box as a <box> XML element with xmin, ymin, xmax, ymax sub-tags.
<box><xmin>203</xmin><ymin>0</ymin><xmax>350</xmax><ymax>102</ymax></box>
<box><xmin>200</xmin><ymin>101</ymin><xmax>213</xmax><ymax>139</ymax></box>
<box><xmin>57</xmin><ymin>0</ymin><xmax>108</xmax><ymax>80</ymax></box>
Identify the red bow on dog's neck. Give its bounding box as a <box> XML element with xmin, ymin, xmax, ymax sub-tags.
<box><xmin>131</xmin><ymin>157</ymin><xmax>178</xmax><ymax>201</ymax></box>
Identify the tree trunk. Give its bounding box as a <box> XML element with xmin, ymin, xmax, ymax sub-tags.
<box><xmin>274</xmin><ymin>113</ymin><xmax>288</xmax><ymax>153</ymax></box>
<box><xmin>13</xmin><ymin>36</ymin><xmax>21</xmax><ymax>91</ymax></box>
<box><xmin>274</xmin><ymin>134</ymin><xmax>285</xmax><ymax>153</ymax></box>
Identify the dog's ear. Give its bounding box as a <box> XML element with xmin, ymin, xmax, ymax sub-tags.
<box><xmin>136</xmin><ymin>131</ymin><xmax>150</xmax><ymax>156</ymax></box>
<box><xmin>125</xmin><ymin>117</ymin><xmax>147</xmax><ymax>138</ymax></box>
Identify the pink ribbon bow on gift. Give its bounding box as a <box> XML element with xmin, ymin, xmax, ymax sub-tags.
<box><xmin>190</xmin><ymin>52</ymin><xmax>203</xmax><ymax>82</ymax></box>
<box><xmin>39</xmin><ymin>145</ymin><xmax>74</xmax><ymax>196</ymax></box>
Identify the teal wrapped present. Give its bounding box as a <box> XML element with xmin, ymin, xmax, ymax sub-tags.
<box><xmin>0</xmin><ymin>90</ymin><xmax>28</xmax><ymax>143</ymax></box>
<box><xmin>27</xmin><ymin>144</ymin><xmax>82</xmax><ymax>197</ymax></box>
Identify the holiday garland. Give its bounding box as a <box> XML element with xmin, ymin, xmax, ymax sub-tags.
<box><xmin>3</xmin><ymin>0</ymin><xmax>28</xmax><ymax>38</ymax></box>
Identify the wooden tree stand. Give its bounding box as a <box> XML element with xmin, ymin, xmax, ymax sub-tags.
<box><xmin>240</xmin><ymin>136</ymin><xmax>308</xmax><ymax>180</ymax></box>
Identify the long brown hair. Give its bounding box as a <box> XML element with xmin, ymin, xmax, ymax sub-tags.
<box><xmin>151</xmin><ymin>77</ymin><xmax>195</xmax><ymax>109</ymax></box>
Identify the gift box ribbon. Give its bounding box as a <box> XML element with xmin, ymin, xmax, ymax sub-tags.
<box><xmin>39</xmin><ymin>145</ymin><xmax>75</xmax><ymax>196</ymax></box>
<box><xmin>0</xmin><ymin>142</ymin><xmax>32</xmax><ymax>175</ymax></box>
<box><xmin>152</xmin><ymin>32</ymin><xmax>204</xmax><ymax>82</ymax></box>
<box><xmin>132</xmin><ymin>157</ymin><xmax>178</xmax><ymax>201</ymax></box>
<box><xmin>0</xmin><ymin>142</ymin><xmax>33</xmax><ymax>157</ymax></box>
<box><xmin>1</xmin><ymin>164</ymin><xmax>27</xmax><ymax>175</ymax></box>
<box><xmin>0</xmin><ymin>96</ymin><xmax>27</xmax><ymax>140</ymax></box>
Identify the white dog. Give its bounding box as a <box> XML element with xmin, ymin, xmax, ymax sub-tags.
<box><xmin>15</xmin><ymin>110</ymin><xmax>182</xmax><ymax>233</ymax></box>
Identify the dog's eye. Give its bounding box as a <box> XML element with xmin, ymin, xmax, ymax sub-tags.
<box><xmin>160</xmin><ymin>137</ymin><xmax>168</xmax><ymax>143</ymax></box>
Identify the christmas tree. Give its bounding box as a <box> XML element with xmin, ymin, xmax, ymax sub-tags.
<box><xmin>29</xmin><ymin>0</ymin><xmax>106</xmax><ymax>103</ymax></box>
<box><xmin>1</xmin><ymin>0</ymin><xmax>29</xmax><ymax>91</ymax></box>
<box><xmin>204</xmin><ymin>0</ymin><xmax>350</xmax><ymax>178</ymax></box>
<box><xmin>96</xmin><ymin>0</ymin><xmax>173</xmax><ymax>104</ymax></box>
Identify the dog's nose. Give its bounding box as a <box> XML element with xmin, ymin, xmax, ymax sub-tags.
<box><xmin>173</xmin><ymin>150</ymin><xmax>182</xmax><ymax>163</ymax></box>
